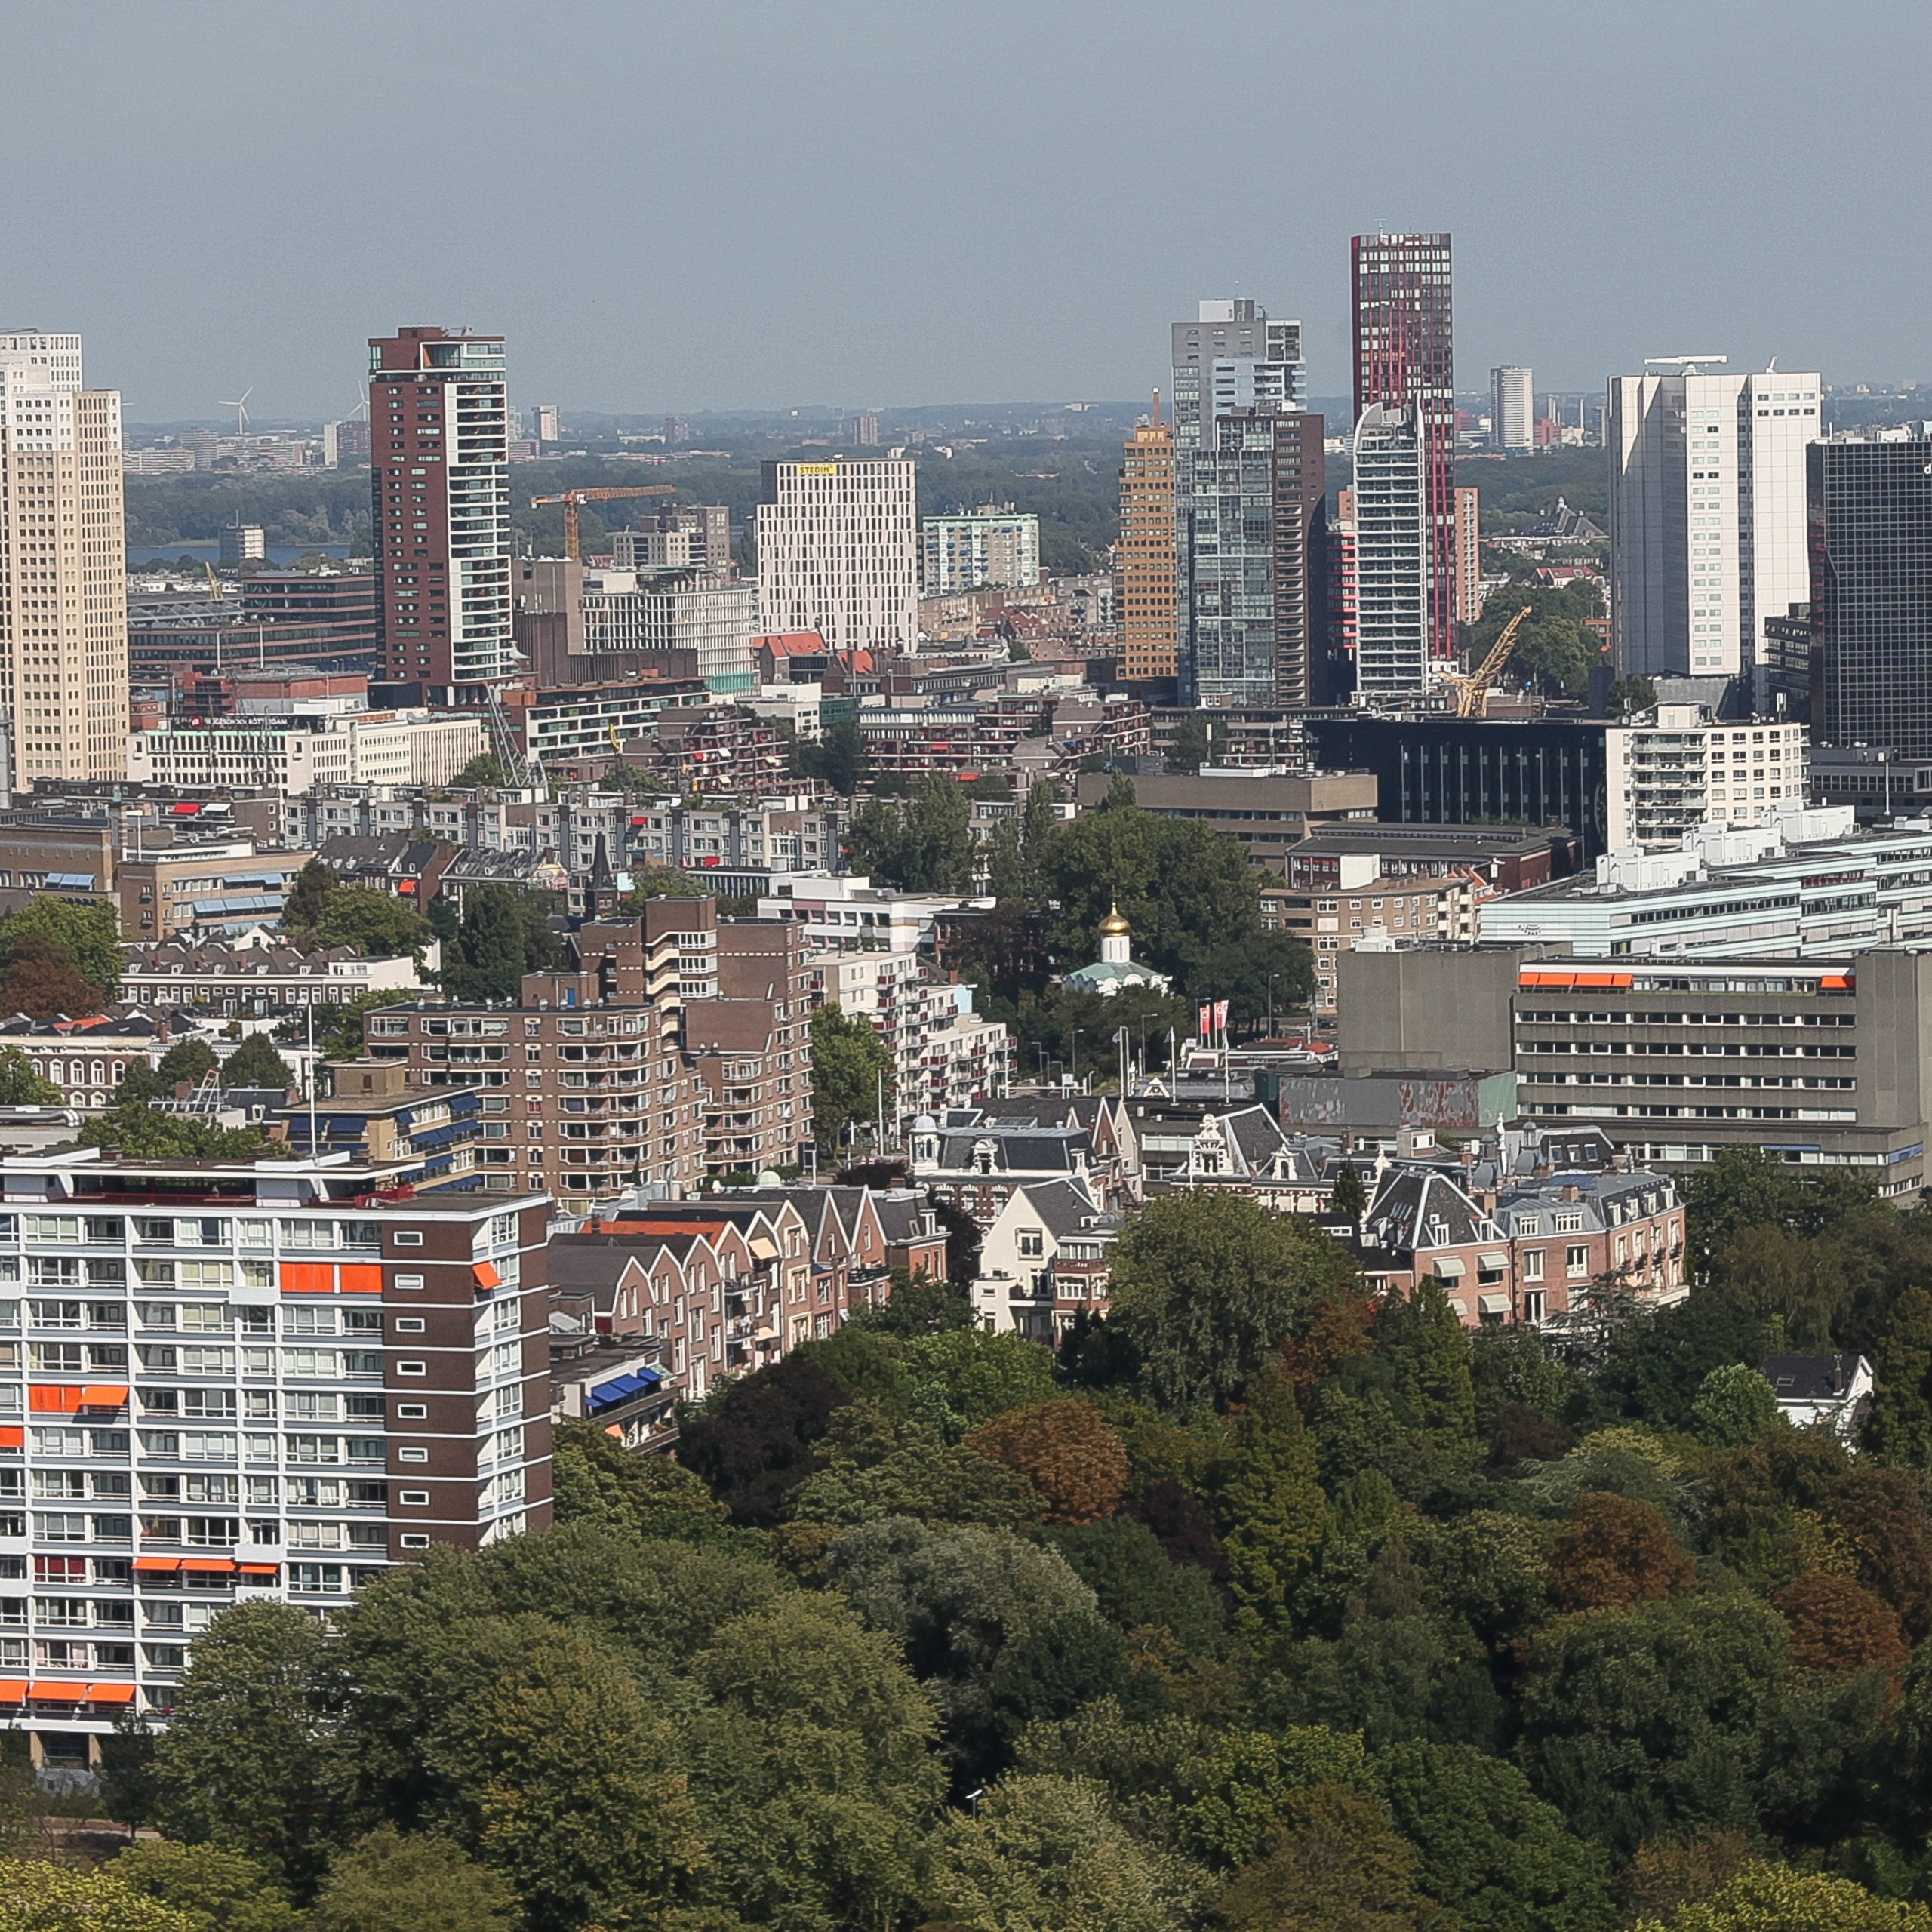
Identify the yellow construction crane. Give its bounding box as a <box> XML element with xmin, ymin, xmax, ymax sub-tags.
<box><xmin>1438</xmin><ymin>605</ymin><xmax>1534</xmax><ymax>718</ymax></box>
<box><xmin>527</xmin><ymin>485</ymin><xmax>677</xmax><ymax>562</ymax></box>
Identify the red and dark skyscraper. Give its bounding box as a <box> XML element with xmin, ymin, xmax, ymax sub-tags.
<box><xmin>1352</xmin><ymin>233</ymin><xmax>1456</xmax><ymax>662</ymax></box>
<box><xmin>368</xmin><ymin>326</ymin><xmax>513</xmax><ymax>703</ymax></box>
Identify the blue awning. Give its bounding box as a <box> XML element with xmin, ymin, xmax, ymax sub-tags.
<box><xmin>192</xmin><ymin>894</ymin><xmax>283</xmax><ymax>915</ymax></box>
<box><xmin>44</xmin><ymin>873</ymin><xmax>96</xmax><ymax>889</ymax></box>
<box><xmin>588</xmin><ymin>1374</ymin><xmax>645</xmax><ymax>1409</ymax></box>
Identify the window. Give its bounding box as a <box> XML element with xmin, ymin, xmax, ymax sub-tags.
<box><xmin>393</xmin><ymin>1273</ymin><xmax>424</xmax><ymax>1291</ymax></box>
<box><xmin>396</xmin><ymin>1361</ymin><xmax>426</xmax><ymax>1377</ymax></box>
<box><xmin>1521</xmin><ymin>1250</ymin><xmax>1545</xmax><ymax>1282</ymax></box>
<box><xmin>399</xmin><ymin>1490</ymin><xmax>429</xmax><ymax>1506</ymax></box>
<box><xmin>396</xmin><ymin>1403</ymin><xmax>427</xmax><ymax>1420</ymax></box>
<box><xmin>393</xmin><ymin>1232</ymin><xmax>423</xmax><ymax>1248</ymax></box>
<box><xmin>394</xmin><ymin>1317</ymin><xmax>425</xmax><ymax>1334</ymax></box>
<box><xmin>399</xmin><ymin>1534</ymin><xmax>430</xmax><ymax>1549</ymax></box>
<box><xmin>398</xmin><ymin>1446</ymin><xmax>429</xmax><ymax>1463</ymax></box>
<box><xmin>1017</xmin><ymin>1230</ymin><xmax>1044</xmax><ymax>1259</ymax></box>
<box><xmin>1565</xmin><ymin>1244</ymin><xmax>1590</xmax><ymax>1278</ymax></box>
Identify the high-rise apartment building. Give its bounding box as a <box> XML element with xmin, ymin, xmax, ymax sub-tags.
<box><xmin>1169</xmin><ymin>300</ymin><xmax>1306</xmax><ymax>457</ymax></box>
<box><xmin>533</xmin><ymin>405</ymin><xmax>561</xmax><ymax>445</ymax></box>
<box><xmin>1352</xmin><ymin>234</ymin><xmax>1457</xmax><ymax>664</ymax></box>
<box><xmin>1810</xmin><ymin>426</ymin><xmax>1932</xmax><ymax>758</ymax></box>
<box><xmin>919</xmin><ymin>508</ymin><xmax>1041</xmax><ymax>594</ymax></box>
<box><xmin>1352</xmin><ymin>404</ymin><xmax>1432</xmax><ymax>697</ymax></box>
<box><xmin>368</xmin><ymin>328</ymin><xmax>514</xmax><ymax>701</ymax></box>
<box><xmin>1115</xmin><ymin>400</ymin><xmax>1177</xmax><ymax>684</ymax></box>
<box><xmin>1608</xmin><ymin>359</ymin><xmax>1820</xmax><ymax>683</ymax></box>
<box><xmin>0</xmin><ymin>1150</ymin><xmax>551</xmax><ymax>1764</ymax></box>
<box><xmin>611</xmin><ymin>503</ymin><xmax>733</xmax><ymax>579</ymax></box>
<box><xmin>1454</xmin><ymin>487</ymin><xmax>1484</xmax><ymax>626</ymax></box>
<box><xmin>1180</xmin><ymin>409</ymin><xmax>1327</xmax><ymax>708</ymax></box>
<box><xmin>0</xmin><ymin>331</ymin><xmax>129</xmax><ymax>784</ymax></box>
<box><xmin>755</xmin><ymin>458</ymin><xmax>918</xmax><ymax>654</ymax></box>
<box><xmin>1491</xmin><ymin>366</ymin><xmax>1534</xmax><ymax>451</ymax></box>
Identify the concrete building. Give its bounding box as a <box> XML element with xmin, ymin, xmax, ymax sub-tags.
<box><xmin>1352</xmin><ymin>234</ymin><xmax>1457</xmax><ymax>660</ymax></box>
<box><xmin>1180</xmin><ymin>409</ymin><xmax>1327</xmax><ymax>708</ymax></box>
<box><xmin>126</xmin><ymin>711</ymin><xmax>487</xmax><ymax>797</ymax></box>
<box><xmin>1341</xmin><ymin>943</ymin><xmax>1932</xmax><ymax>1191</ymax></box>
<box><xmin>1352</xmin><ymin>403</ymin><xmax>1432</xmax><ymax>696</ymax></box>
<box><xmin>1608</xmin><ymin>359</ymin><xmax>1820</xmax><ymax>684</ymax></box>
<box><xmin>276</xmin><ymin>1060</ymin><xmax>482</xmax><ymax>1192</ymax></box>
<box><xmin>1491</xmin><ymin>366</ymin><xmax>1534</xmax><ymax>452</ymax></box>
<box><xmin>115</xmin><ymin>842</ymin><xmax>315</xmax><ymax>944</ymax></box>
<box><xmin>0</xmin><ymin>331</ymin><xmax>128</xmax><ymax>783</ymax></box>
<box><xmin>1809</xmin><ymin>426</ymin><xmax>1932</xmax><ymax>760</ymax></box>
<box><xmin>218</xmin><ymin>525</ymin><xmax>265</xmax><ymax>570</ymax></box>
<box><xmin>609</xmin><ymin>503</ymin><xmax>732</xmax><ymax>579</ymax></box>
<box><xmin>1169</xmin><ymin>299</ymin><xmax>1306</xmax><ymax>457</ymax></box>
<box><xmin>971</xmin><ymin>1179</ymin><xmax>1121</xmax><ymax>1341</ymax></box>
<box><xmin>920</xmin><ymin>507</ymin><xmax>1041</xmax><ymax>594</ymax></box>
<box><xmin>1454</xmin><ymin>487</ymin><xmax>1483</xmax><ymax>626</ymax></box>
<box><xmin>1072</xmin><ymin>768</ymin><xmax>1378</xmax><ymax>871</ymax></box>
<box><xmin>1481</xmin><ymin>806</ymin><xmax>1932</xmax><ymax>959</ymax></box>
<box><xmin>1115</xmin><ymin>403</ymin><xmax>1177</xmax><ymax>684</ymax></box>
<box><xmin>1268</xmin><ymin>853</ymin><xmax>1478</xmax><ymax>1014</ymax></box>
<box><xmin>758</xmin><ymin>873</ymin><xmax>975</xmax><ymax>954</ymax></box>
<box><xmin>0</xmin><ymin>1152</ymin><xmax>550</xmax><ymax>1764</ymax></box>
<box><xmin>368</xmin><ymin>327</ymin><xmax>512</xmax><ymax>699</ymax></box>
<box><xmin>1604</xmin><ymin>705</ymin><xmax>1807</xmax><ymax>848</ymax></box>
<box><xmin>755</xmin><ymin>458</ymin><xmax>918</xmax><ymax>654</ymax></box>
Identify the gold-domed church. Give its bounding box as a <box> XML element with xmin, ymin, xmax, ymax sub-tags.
<box><xmin>1063</xmin><ymin>904</ymin><xmax>1171</xmax><ymax>998</ymax></box>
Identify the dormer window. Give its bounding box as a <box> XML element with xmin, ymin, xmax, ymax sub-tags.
<box><xmin>1426</xmin><ymin>1219</ymin><xmax>1450</xmax><ymax>1247</ymax></box>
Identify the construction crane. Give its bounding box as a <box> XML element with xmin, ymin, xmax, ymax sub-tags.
<box><xmin>1437</xmin><ymin>605</ymin><xmax>1533</xmax><ymax>718</ymax></box>
<box><xmin>527</xmin><ymin>485</ymin><xmax>677</xmax><ymax>562</ymax></box>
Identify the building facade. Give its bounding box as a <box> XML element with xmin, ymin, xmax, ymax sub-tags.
<box><xmin>1810</xmin><ymin>427</ymin><xmax>1932</xmax><ymax>759</ymax></box>
<box><xmin>1608</xmin><ymin>361</ymin><xmax>1820</xmax><ymax>683</ymax></box>
<box><xmin>1604</xmin><ymin>706</ymin><xmax>1808</xmax><ymax>848</ymax></box>
<box><xmin>1115</xmin><ymin>405</ymin><xmax>1177</xmax><ymax>683</ymax></box>
<box><xmin>368</xmin><ymin>327</ymin><xmax>513</xmax><ymax>699</ymax></box>
<box><xmin>1351</xmin><ymin>403</ymin><xmax>1432</xmax><ymax>696</ymax></box>
<box><xmin>1180</xmin><ymin>408</ymin><xmax>1327</xmax><ymax>708</ymax></box>
<box><xmin>1491</xmin><ymin>365</ymin><xmax>1534</xmax><ymax>451</ymax></box>
<box><xmin>126</xmin><ymin>711</ymin><xmax>487</xmax><ymax>797</ymax></box>
<box><xmin>1352</xmin><ymin>233</ymin><xmax>1456</xmax><ymax>660</ymax></box>
<box><xmin>755</xmin><ymin>459</ymin><xmax>918</xmax><ymax>654</ymax></box>
<box><xmin>0</xmin><ymin>331</ymin><xmax>128</xmax><ymax>784</ymax></box>
<box><xmin>0</xmin><ymin>1152</ymin><xmax>550</xmax><ymax>1767</ymax></box>
<box><xmin>1454</xmin><ymin>486</ymin><xmax>1483</xmax><ymax>626</ymax></box>
<box><xmin>1169</xmin><ymin>299</ymin><xmax>1306</xmax><ymax>457</ymax></box>
<box><xmin>919</xmin><ymin>508</ymin><xmax>1041</xmax><ymax>594</ymax></box>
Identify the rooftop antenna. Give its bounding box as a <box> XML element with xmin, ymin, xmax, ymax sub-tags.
<box><xmin>1151</xmin><ymin>388</ymin><xmax>1162</xmax><ymax>428</ymax></box>
<box><xmin>217</xmin><ymin>386</ymin><xmax>254</xmax><ymax>435</ymax></box>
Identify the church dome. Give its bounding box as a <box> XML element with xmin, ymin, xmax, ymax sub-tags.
<box><xmin>1098</xmin><ymin>903</ymin><xmax>1131</xmax><ymax>937</ymax></box>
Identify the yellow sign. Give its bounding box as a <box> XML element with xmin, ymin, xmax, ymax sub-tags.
<box><xmin>795</xmin><ymin>462</ymin><xmax>840</xmax><ymax>475</ymax></box>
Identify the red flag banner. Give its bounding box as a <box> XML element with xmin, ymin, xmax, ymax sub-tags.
<box><xmin>1198</xmin><ymin>1004</ymin><xmax>1212</xmax><ymax>1039</ymax></box>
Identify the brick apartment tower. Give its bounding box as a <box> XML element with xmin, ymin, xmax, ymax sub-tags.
<box><xmin>1352</xmin><ymin>234</ymin><xmax>1457</xmax><ymax>664</ymax></box>
<box><xmin>368</xmin><ymin>328</ymin><xmax>513</xmax><ymax>704</ymax></box>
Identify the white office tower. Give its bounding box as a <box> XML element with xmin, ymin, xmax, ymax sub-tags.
<box><xmin>1608</xmin><ymin>359</ymin><xmax>1820</xmax><ymax>685</ymax></box>
<box><xmin>0</xmin><ymin>332</ymin><xmax>128</xmax><ymax>783</ymax></box>
<box><xmin>755</xmin><ymin>457</ymin><xmax>918</xmax><ymax>654</ymax></box>
<box><xmin>1491</xmin><ymin>366</ymin><xmax>1534</xmax><ymax>451</ymax></box>
<box><xmin>1352</xmin><ymin>403</ymin><xmax>1432</xmax><ymax>697</ymax></box>
<box><xmin>1170</xmin><ymin>300</ymin><xmax>1307</xmax><ymax>455</ymax></box>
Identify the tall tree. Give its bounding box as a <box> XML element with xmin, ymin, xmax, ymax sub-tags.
<box><xmin>844</xmin><ymin>775</ymin><xmax>974</xmax><ymax>893</ymax></box>
<box><xmin>279</xmin><ymin>860</ymin><xmax>338</xmax><ymax>934</ymax></box>
<box><xmin>314</xmin><ymin>888</ymin><xmax>435</xmax><ymax>961</ymax></box>
<box><xmin>1866</xmin><ymin>1283</ymin><xmax>1932</xmax><ymax>1466</ymax></box>
<box><xmin>0</xmin><ymin>932</ymin><xmax>100</xmax><ymax>1019</ymax></box>
<box><xmin>1212</xmin><ymin>1365</ymin><xmax>1331</xmax><ymax>1641</ymax></box>
<box><xmin>0</xmin><ymin>1046</ymin><xmax>59</xmax><ymax>1105</ymax></box>
<box><xmin>965</xmin><ymin>1398</ymin><xmax>1130</xmax><ymax>1524</ymax></box>
<box><xmin>0</xmin><ymin>897</ymin><xmax>122</xmax><ymax>1001</ymax></box>
<box><xmin>1106</xmin><ymin>1191</ymin><xmax>1357</xmax><ymax>1414</ymax></box>
<box><xmin>306</xmin><ymin>1829</ymin><xmax>516</xmax><ymax>1932</ymax></box>
<box><xmin>809</xmin><ymin>1003</ymin><xmax>892</xmax><ymax>1152</ymax></box>
<box><xmin>1546</xmin><ymin>1493</ymin><xmax>1695</xmax><ymax>1613</ymax></box>
<box><xmin>147</xmin><ymin>1602</ymin><xmax>340</xmax><ymax>1891</ymax></box>
<box><xmin>1214</xmin><ymin>1783</ymin><xmax>1440</xmax><ymax>1932</ymax></box>
<box><xmin>220</xmin><ymin>1035</ymin><xmax>296</xmax><ymax>1091</ymax></box>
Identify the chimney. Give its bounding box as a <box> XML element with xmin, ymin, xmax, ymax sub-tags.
<box><xmin>1561</xmin><ymin>1183</ymin><xmax>1581</xmax><ymax>1203</ymax></box>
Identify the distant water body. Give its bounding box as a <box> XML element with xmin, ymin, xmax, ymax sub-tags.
<box><xmin>127</xmin><ymin>543</ymin><xmax>358</xmax><ymax>567</ymax></box>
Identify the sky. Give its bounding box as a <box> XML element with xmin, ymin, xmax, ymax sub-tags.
<box><xmin>6</xmin><ymin>0</ymin><xmax>1930</xmax><ymax>422</ymax></box>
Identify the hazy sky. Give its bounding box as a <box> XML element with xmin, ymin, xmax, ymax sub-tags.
<box><xmin>8</xmin><ymin>0</ymin><xmax>1929</xmax><ymax>421</ymax></box>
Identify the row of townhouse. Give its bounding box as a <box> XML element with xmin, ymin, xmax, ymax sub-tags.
<box><xmin>547</xmin><ymin>1186</ymin><xmax>949</xmax><ymax>1437</ymax></box>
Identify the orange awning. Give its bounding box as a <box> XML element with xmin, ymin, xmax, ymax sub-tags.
<box><xmin>338</xmin><ymin>1264</ymin><xmax>381</xmax><ymax>1295</ymax></box>
<box><xmin>132</xmin><ymin>1557</ymin><xmax>181</xmax><ymax>1573</ymax></box>
<box><xmin>472</xmin><ymin>1261</ymin><xmax>501</xmax><ymax>1290</ymax></box>
<box><xmin>182</xmin><ymin>1558</ymin><xmax>237</xmax><ymax>1574</ymax></box>
<box><xmin>85</xmin><ymin>1684</ymin><xmax>137</xmax><ymax>1705</ymax></box>
<box><xmin>0</xmin><ymin>1427</ymin><xmax>23</xmax><ymax>1450</ymax></box>
<box><xmin>79</xmin><ymin>1385</ymin><xmax>128</xmax><ymax>1407</ymax></box>
<box><xmin>28</xmin><ymin>1386</ymin><xmax>82</xmax><ymax>1414</ymax></box>
<box><xmin>281</xmin><ymin>1263</ymin><xmax>334</xmax><ymax>1294</ymax></box>
<box><xmin>0</xmin><ymin>1681</ymin><xmax>26</xmax><ymax>1703</ymax></box>
<box><xmin>238</xmin><ymin>1563</ymin><xmax>279</xmax><ymax>1577</ymax></box>
<box><xmin>27</xmin><ymin>1682</ymin><xmax>83</xmax><ymax>1701</ymax></box>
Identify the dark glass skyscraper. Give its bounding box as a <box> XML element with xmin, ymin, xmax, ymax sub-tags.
<box><xmin>1352</xmin><ymin>233</ymin><xmax>1456</xmax><ymax>665</ymax></box>
<box><xmin>1810</xmin><ymin>429</ymin><xmax>1932</xmax><ymax>757</ymax></box>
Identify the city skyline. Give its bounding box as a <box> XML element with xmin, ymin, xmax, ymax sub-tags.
<box><xmin>6</xmin><ymin>1</ymin><xmax>1929</xmax><ymax>420</ymax></box>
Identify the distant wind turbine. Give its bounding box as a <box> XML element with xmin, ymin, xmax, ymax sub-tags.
<box><xmin>217</xmin><ymin>387</ymin><xmax>254</xmax><ymax>435</ymax></box>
